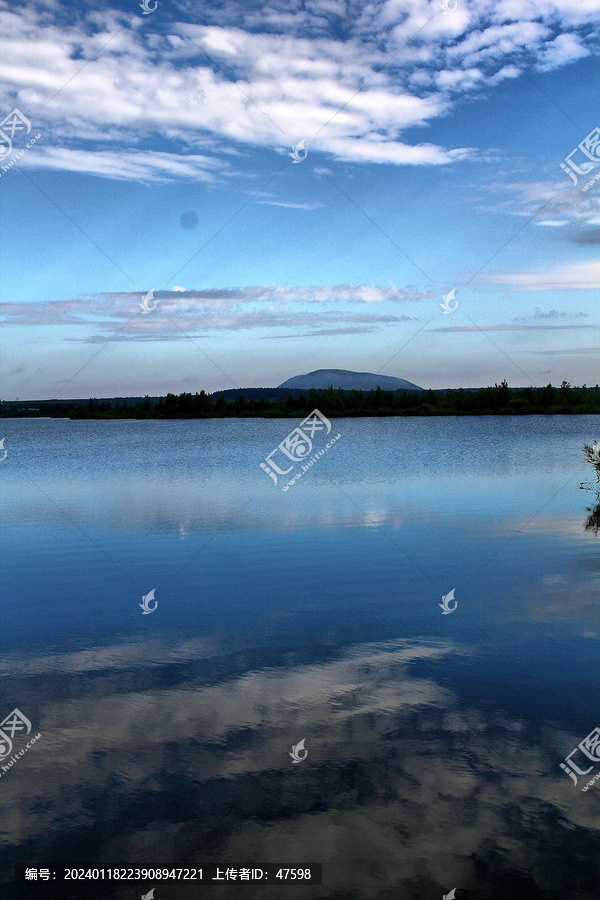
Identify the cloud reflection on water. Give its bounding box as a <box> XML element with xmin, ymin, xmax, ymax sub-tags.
<box><xmin>2</xmin><ymin>635</ymin><xmax>599</xmax><ymax>897</ymax></box>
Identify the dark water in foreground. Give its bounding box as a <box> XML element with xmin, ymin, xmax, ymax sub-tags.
<box><xmin>1</xmin><ymin>415</ymin><xmax>599</xmax><ymax>899</ymax></box>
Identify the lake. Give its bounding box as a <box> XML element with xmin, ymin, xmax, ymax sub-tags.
<box><xmin>1</xmin><ymin>415</ymin><xmax>599</xmax><ymax>899</ymax></box>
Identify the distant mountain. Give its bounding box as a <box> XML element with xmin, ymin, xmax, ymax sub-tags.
<box><xmin>277</xmin><ymin>369</ymin><xmax>423</xmax><ymax>392</ymax></box>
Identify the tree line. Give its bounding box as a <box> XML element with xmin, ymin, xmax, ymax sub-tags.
<box><xmin>3</xmin><ymin>381</ymin><xmax>599</xmax><ymax>419</ymax></box>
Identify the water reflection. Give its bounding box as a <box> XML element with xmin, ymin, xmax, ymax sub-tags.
<box><xmin>2</xmin><ymin>417</ymin><xmax>600</xmax><ymax>899</ymax></box>
<box><xmin>584</xmin><ymin>503</ymin><xmax>600</xmax><ymax>535</ymax></box>
<box><xmin>2</xmin><ymin>631</ymin><xmax>600</xmax><ymax>898</ymax></box>
<box><xmin>579</xmin><ymin>439</ymin><xmax>600</xmax><ymax>536</ymax></box>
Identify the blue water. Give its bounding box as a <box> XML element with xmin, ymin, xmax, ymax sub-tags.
<box><xmin>1</xmin><ymin>416</ymin><xmax>599</xmax><ymax>898</ymax></box>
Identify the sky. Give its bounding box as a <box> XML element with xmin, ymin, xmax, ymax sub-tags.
<box><xmin>0</xmin><ymin>0</ymin><xmax>599</xmax><ymax>399</ymax></box>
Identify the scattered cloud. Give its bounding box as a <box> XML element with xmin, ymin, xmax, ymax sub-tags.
<box><xmin>482</xmin><ymin>259</ymin><xmax>600</xmax><ymax>289</ymax></box>
<box><xmin>0</xmin><ymin>283</ymin><xmax>432</xmax><ymax>342</ymax></box>
<box><xmin>524</xmin><ymin>346</ymin><xmax>600</xmax><ymax>355</ymax></box>
<box><xmin>571</xmin><ymin>228</ymin><xmax>600</xmax><ymax>244</ymax></box>
<box><xmin>256</xmin><ymin>199</ymin><xmax>324</xmax><ymax>209</ymax></box>
<box><xmin>512</xmin><ymin>307</ymin><xmax>590</xmax><ymax>322</ymax></box>
<box><xmin>1</xmin><ymin>1</ymin><xmax>598</xmax><ymax>180</ymax></box>
<box><xmin>262</xmin><ymin>321</ymin><xmax>416</xmax><ymax>338</ymax></box>
<box><xmin>536</xmin><ymin>32</ymin><xmax>590</xmax><ymax>72</ymax></box>
<box><xmin>431</xmin><ymin>323</ymin><xmax>596</xmax><ymax>332</ymax></box>
<box><xmin>19</xmin><ymin>148</ymin><xmax>228</xmax><ymax>183</ymax></box>
<box><xmin>480</xmin><ymin>179</ymin><xmax>600</xmax><ymax>230</ymax></box>
<box><xmin>75</xmin><ymin>311</ymin><xmax>404</xmax><ymax>342</ymax></box>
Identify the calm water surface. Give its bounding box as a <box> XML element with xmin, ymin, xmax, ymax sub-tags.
<box><xmin>1</xmin><ymin>416</ymin><xmax>599</xmax><ymax>899</ymax></box>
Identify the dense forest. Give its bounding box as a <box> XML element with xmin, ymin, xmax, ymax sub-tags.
<box><xmin>2</xmin><ymin>381</ymin><xmax>599</xmax><ymax>419</ymax></box>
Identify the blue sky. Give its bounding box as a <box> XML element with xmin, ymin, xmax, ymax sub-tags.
<box><xmin>0</xmin><ymin>0</ymin><xmax>599</xmax><ymax>398</ymax></box>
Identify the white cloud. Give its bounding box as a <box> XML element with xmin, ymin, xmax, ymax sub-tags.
<box><xmin>445</xmin><ymin>21</ymin><xmax>551</xmax><ymax>67</ymax></box>
<box><xmin>484</xmin><ymin>259</ymin><xmax>600</xmax><ymax>289</ymax></box>
<box><xmin>0</xmin><ymin>0</ymin><xmax>597</xmax><ymax>180</ymax></box>
<box><xmin>536</xmin><ymin>32</ymin><xmax>590</xmax><ymax>71</ymax></box>
<box><xmin>313</xmin><ymin>135</ymin><xmax>473</xmax><ymax>165</ymax></box>
<box><xmin>492</xmin><ymin>0</ymin><xmax>600</xmax><ymax>28</ymax></box>
<box><xmin>513</xmin><ymin>306</ymin><xmax>589</xmax><ymax>320</ymax></box>
<box><xmin>18</xmin><ymin>147</ymin><xmax>227</xmax><ymax>182</ymax></box>
<box><xmin>483</xmin><ymin>178</ymin><xmax>600</xmax><ymax>228</ymax></box>
<box><xmin>436</xmin><ymin>68</ymin><xmax>484</xmax><ymax>91</ymax></box>
<box><xmin>0</xmin><ymin>282</ymin><xmax>432</xmax><ymax>341</ymax></box>
<box><xmin>431</xmin><ymin>323</ymin><xmax>595</xmax><ymax>331</ymax></box>
<box><xmin>256</xmin><ymin>199</ymin><xmax>324</xmax><ymax>208</ymax></box>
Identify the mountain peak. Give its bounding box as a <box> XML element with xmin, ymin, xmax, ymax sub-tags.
<box><xmin>277</xmin><ymin>369</ymin><xmax>423</xmax><ymax>391</ymax></box>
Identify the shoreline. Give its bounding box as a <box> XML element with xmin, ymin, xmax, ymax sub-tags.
<box><xmin>2</xmin><ymin>410</ymin><xmax>600</xmax><ymax>420</ymax></box>
<box><xmin>2</xmin><ymin>384</ymin><xmax>599</xmax><ymax>420</ymax></box>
